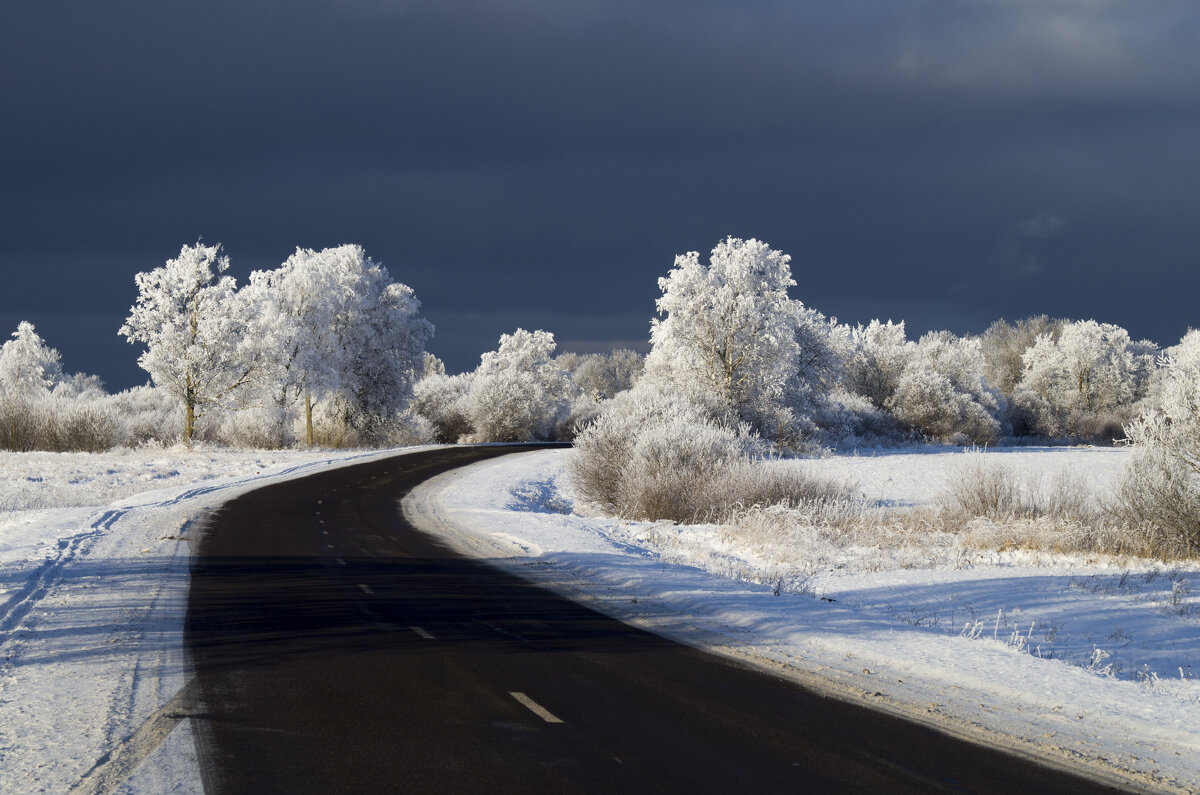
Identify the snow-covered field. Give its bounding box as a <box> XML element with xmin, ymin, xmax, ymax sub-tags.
<box><xmin>406</xmin><ymin>446</ymin><xmax>1200</xmax><ymax>793</ymax></box>
<box><xmin>0</xmin><ymin>446</ymin><xmax>430</xmax><ymax>794</ymax></box>
<box><xmin>2</xmin><ymin>443</ymin><xmax>1197</xmax><ymax>792</ymax></box>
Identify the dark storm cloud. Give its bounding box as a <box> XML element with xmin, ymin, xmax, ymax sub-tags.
<box><xmin>3</xmin><ymin>1</ymin><xmax>1199</xmax><ymax>385</ymax></box>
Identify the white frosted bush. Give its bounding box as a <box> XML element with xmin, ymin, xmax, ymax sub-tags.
<box><xmin>464</xmin><ymin>369</ymin><xmax>562</xmax><ymax>442</ymax></box>
<box><xmin>106</xmin><ymin>385</ymin><xmax>182</xmax><ymax>447</ymax></box>
<box><xmin>616</xmin><ymin>414</ymin><xmax>751</xmax><ymax>522</ymax></box>
<box><xmin>571</xmin><ymin>383</ymin><xmax>848</xmax><ymax>523</ymax></box>
<box><xmin>410</xmin><ymin>372</ymin><xmax>473</xmax><ymax>442</ymax></box>
<box><xmin>0</xmin><ymin>395</ymin><xmax>120</xmax><ymax>453</ymax></box>
<box><xmin>887</xmin><ymin>365</ymin><xmax>1001</xmax><ymax>445</ymax></box>
<box><xmin>1116</xmin><ymin>330</ymin><xmax>1200</xmax><ymax>553</ymax></box>
<box><xmin>842</xmin><ymin>319</ymin><xmax>911</xmax><ymax>409</ymax></box>
<box><xmin>569</xmin><ymin>386</ymin><xmax>720</xmax><ymax>516</ymax></box>
<box><xmin>810</xmin><ymin>389</ymin><xmax>907</xmax><ymax>448</ymax></box>
<box><xmin>460</xmin><ymin>329</ymin><xmax>576</xmax><ymax>442</ymax></box>
<box><xmin>571</xmin><ymin>349</ymin><xmax>644</xmax><ymax>401</ymax></box>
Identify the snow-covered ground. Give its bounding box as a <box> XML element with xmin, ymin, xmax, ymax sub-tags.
<box><xmin>0</xmin><ymin>446</ymin><xmax>431</xmax><ymax>794</ymax></box>
<box><xmin>3</xmin><ymin>443</ymin><xmax>1197</xmax><ymax>792</ymax></box>
<box><xmin>405</xmin><ymin>446</ymin><xmax>1200</xmax><ymax>793</ymax></box>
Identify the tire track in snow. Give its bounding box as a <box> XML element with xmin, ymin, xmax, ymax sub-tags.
<box><xmin>0</xmin><ymin>509</ymin><xmax>122</xmax><ymax>637</ymax></box>
<box><xmin>70</xmin><ymin>679</ymin><xmax>199</xmax><ymax>795</ymax></box>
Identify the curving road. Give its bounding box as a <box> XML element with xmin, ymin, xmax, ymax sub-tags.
<box><xmin>185</xmin><ymin>445</ymin><xmax>1120</xmax><ymax>793</ymax></box>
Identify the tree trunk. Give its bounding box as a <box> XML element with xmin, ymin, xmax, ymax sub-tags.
<box><xmin>305</xmin><ymin>391</ymin><xmax>314</xmax><ymax>447</ymax></box>
<box><xmin>185</xmin><ymin>401</ymin><xmax>195</xmax><ymax>445</ymax></box>
<box><xmin>277</xmin><ymin>388</ymin><xmax>291</xmax><ymax>448</ymax></box>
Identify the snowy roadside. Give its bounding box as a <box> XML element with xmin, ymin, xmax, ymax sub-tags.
<box><xmin>0</xmin><ymin>445</ymin><xmax>436</xmax><ymax>794</ymax></box>
<box><xmin>404</xmin><ymin>447</ymin><xmax>1200</xmax><ymax>794</ymax></box>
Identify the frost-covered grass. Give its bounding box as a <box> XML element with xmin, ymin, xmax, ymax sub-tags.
<box><xmin>715</xmin><ymin>449</ymin><xmax>1182</xmax><ymax>567</ymax></box>
<box><xmin>409</xmin><ymin>445</ymin><xmax>1200</xmax><ymax>791</ymax></box>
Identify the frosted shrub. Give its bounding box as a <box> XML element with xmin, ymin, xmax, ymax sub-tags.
<box><xmin>44</xmin><ymin>398</ymin><xmax>120</xmax><ymax>452</ymax></box>
<box><xmin>842</xmin><ymin>320</ymin><xmax>911</xmax><ymax>409</ymax></box>
<box><xmin>617</xmin><ymin>415</ymin><xmax>750</xmax><ymax>522</ymax></box>
<box><xmin>942</xmin><ymin>454</ymin><xmax>1094</xmax><ymax>522</ymax></box>
<box><xmin>930</xmin><ymin>454</ymin><xmax>1178</xmax><ymax>556</ymax></box>
<box><xmin>845</xmin><ymin>326</ymin><xmax>1004</xmax><ymax>444</ymax></box>
<box><xmin>811</xmin><ymin>389</ymin><xmax>908</xmax><ymax>448</ymax></box>
<box><xmin>887</xmin><ymin>366</ymin><xmax>1001</xmax><ymax>445</ymax></box>
<box><xmin>1114</xmin><ymin>441</ymin><xmax>1200</xmax><ymax>557</ymax></box>
<box><xmin>570</xmin><ymin>386</ymin><xmax>720</xmax><ymax>516</ymax></box>
<box><xmin>555</xmin><ymin>394</ymin><xmax>601</xmax><ymax>442</ymax></box>
<box><xmin>0</xmin><ymin>395</ymin><xmax>119</xmax><ymax>452</ymax></box>
<box><xmin>461</xmin><ymin>329</ymin><xmax>576</xmax><ymax>442</ymax></box>
<box><xmin>571</xmin><ymin>384</ymin><xmax>847</xmax><ymax>523</ymax></box>
<box><xmin>1009</xmin><ymin>389</ymin><xmax>1068</xmax><ymax>438</ymax></box>
<box><xmin>942</xmin><ymin>457</ymin><xmax>1023</xmax><ymax>519</ymax></box>
<box><xmin>721</xmin><ymin>461</ymin><xmax>852</xmax><ymax>513</ymax></box>
<box><xmin>214</xmin><ymin>405</ymin><xmax>294</xmax><ymax>449</ymax></box>
<box><xmin>0</xmin><ymin>396</ymin><xmax>48</xmax><ymax>451</ymax></box>
<box><xmin>411</xmin><ymin>372</ymin><xmax>473</xmax><ymax>442</ymax></box>
<box><xmin>884</xmin><ymin>332</ymin><xmax>1004</xmax><ymax>444</ymax></box>
<box><xmin>106</xmin><ymin>385</ymin><xmax>182</xmax><ymax>447</ymax></box>
<box><xmin>1114</xmin><ymin>330</ymin><xmax>1200</xmax><ymax>553</ymax></box>
<box><xmin>464</xmin><ymin>369</ymin><xmax>561</xmax><ymax>442</ymax></box>
<box><xmin>571</xmin><ymin>349</ymin><xmax>644</xmax><ymax>401</ymax></box>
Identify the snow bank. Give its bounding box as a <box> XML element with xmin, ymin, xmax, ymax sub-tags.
<box><xmin>0</xmin><ymin>445</ymin><xmax>432</xmax><ymax>794</ymax></box>
<box><xmin>405</xmin><ymin>446</ymin><xmax>1200</xmax><ymax>793</ymax></box>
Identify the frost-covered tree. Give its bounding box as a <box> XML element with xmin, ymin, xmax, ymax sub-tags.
<box><xmin>0</xmin><ymin>322</ymin><xmax>63</xmax><ymax>399</ymax></box>
<box><xmin>243</xmin><ymin>244</ymin><xmax>433</xmax><ymax>445</ymax></box>
<box><xmin>421</xmin><ymin>353</ymin><xmax>447</xmax><ymax>379</ymax></box>
<box><xmin>784</xmin><ymin>307</ymin><xmax>847</xmax><ymax>433</ymax></box>
<box><xmin>1019</xmin><ymin>320</ymin><xmax>1137</xmax><ymax>413</ymax></box>
<box><xmin>461</xmin><ymin>329</ymin><xmax>575</xmax><ymax>442</ymax></box>
<box><xmin>914</xmin><ymin>332</ymin><xmax>1001</xmax><ymax>411</ymax></box>
<box><xmin>554</xmin><ymin>352</ymin><xmax>580</xmax><ymax>376</ymax></box>
<box><xmin>337</xmin><ymin>263</ymin><xmax>433</xmax><ymax>441</ymax></box>
<box><xmin>571</xmin><ymin>349</ymin><xmax>644</xmax><ymax>401</ymax></box>
<box><xmin>887</xmin><ymin>333</ymin><xmax>1004</xmax><ymax>444</ymax></box>
<box><xmin>1012</xmin><ymin>320</ymin><xmax>1145</xmax><ymax>438</ymax></box>
<box><xmin>646</xmin><ymin>237</ymin><xmax>823</xmax><ymax>440</ymax></box>
<box><xmin>979</xmin><ymin>316</ymin><xmax>1064</xmax><ymax>398</ymax></box>
<box><xmin>410</xmin><ymin>371</ymin><xmax>473</xmax><ymax>442</ymax></box>
<box><xmin>53</xmin><ymin>372</ymin><xmax>107</xmax><ymax>402</ymax></box>
<box><xmin>1117</xmin><ymin>330</ymin><xmax>1200</xmax><ymax>551</ymax></box>
<box><xmin>839</xmin><ymin>325</ymin><xmax>1004</xmax><ymax>443</ymax></box>
<box><xmin>841</xmin><ymin>320</ymin><xmax>912</xmax><ymax>410</ymax></box>
<box><xmin>120</xmin><ymin>242</ymin><xmax>258</xmax><ymax>443</ymax></box>
<box><xmin>1128</xmin><ymin>337</ymin><xmax>1163</xmax><ymax>404</ymax></box>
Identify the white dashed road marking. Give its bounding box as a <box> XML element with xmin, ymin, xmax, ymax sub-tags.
<box><xmin>410</xmin><ymin>626</ymin><xmax>435</xmax><ymax>640</ymax></box>
<box><xmin>509</xmin><ymin>692</ymin><xmax>563</xmax><ymax>724</ymax></box>
<box><xmin>358</xmin><ymin>583</ymin><xmax>374</xmax><ymax>595</ymax></box>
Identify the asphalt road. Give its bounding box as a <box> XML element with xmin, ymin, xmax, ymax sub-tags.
<box><xmin>185</xmin><ymin>445</ymin><xmax>1120</xmax><ymax>793</ymax></box>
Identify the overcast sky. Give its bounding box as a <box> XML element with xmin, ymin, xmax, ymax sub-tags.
<box><xmin>2</xmin><ymin>1</ymin><xmax>1198</xmax><ymax>388</ymax></box>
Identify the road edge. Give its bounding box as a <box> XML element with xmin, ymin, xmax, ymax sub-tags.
<box><xmin>402</xmin><ymin>449</ymin><xmax>1177</xmax><ymax>795</ymax></box>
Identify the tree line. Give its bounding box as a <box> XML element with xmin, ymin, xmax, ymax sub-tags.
<box><xmin>0</xmin><ymin>235</ymin><xmax>1194</xmax><ymax>457</ymax></box>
